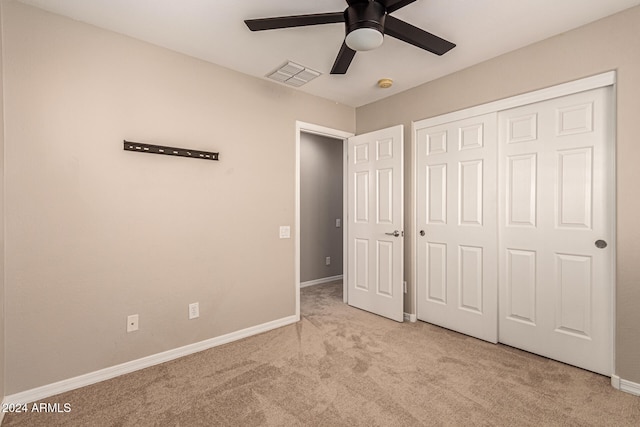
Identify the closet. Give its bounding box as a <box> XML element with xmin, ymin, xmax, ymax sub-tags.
<box><xmin>414</xmin><ymin>77</ymin><xmax>615</xmax><ymax>375</ymax></box>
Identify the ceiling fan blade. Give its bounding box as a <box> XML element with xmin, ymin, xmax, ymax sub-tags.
<box><xmin>379</xmin><ymin>0</ymin><xmax>418</xmax><ymax>14</ymax></box>
<box><xmin>330</xmin><ymin>42</ymin><xmax>357</xmax><ymax>74</ymax></box>
<box><xmin>245</xmin><ymin>12</ymin><xmax>344</xmax><ymax>31</ymax></box>
<box><xmin>384</xmin><ymin>15</ymin><xmax>455</xmax><ymax>55</ymax></box>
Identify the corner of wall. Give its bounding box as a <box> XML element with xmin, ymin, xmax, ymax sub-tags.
<box><xmin>0</xmin><ymin>0</ymin><xmax>6</xmax><ymax>410</ymax></box>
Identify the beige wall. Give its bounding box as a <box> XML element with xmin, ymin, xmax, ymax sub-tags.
<box><xmin>2</xmin><ymin>0</ymin><xmax>354</xmax><ymax>394</ymax></box>
<box><xmin>300</xmin><ymin>133</ymin><xmax>343</xmax><ymax>283</ymax></box>
<box><xmin>356</xmin><ymin>5</ymin><xmax>640</xmax><ymax>383</ymax></box>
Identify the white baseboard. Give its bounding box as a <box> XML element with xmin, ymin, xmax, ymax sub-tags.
<box><xmin>300</xmin><ymin>275</ymin><xmax>343</xmax><ymax>288</ymax></box>
<box><xmin>4</xmin><ymin>314</ymin><xmax>298</xmax><ymax>405</ymax></box>
<box><xmin>611</xmin><ymin>375</ymin><xmax>640</xmax><ymax>396</ymax></box>
<box><xmin>403</xmin><ymin>312</ymin><xmax>417</xmax><ymax>322</ymax></box>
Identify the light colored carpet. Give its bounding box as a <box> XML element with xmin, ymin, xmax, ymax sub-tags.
<box><xmin>3</xmin><ymin>281</ymin><xmax>639</xmax><ymax>426</ymax></box>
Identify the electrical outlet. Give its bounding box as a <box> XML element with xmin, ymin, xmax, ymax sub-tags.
<box><xmin>336</xmin><ymin>218</ymin><xmax>341</xmax><ymax>228</ymax></box>
<box><xmin>189</xmin><ymin>302</ymin><xmax>199</xmax><ymax>319</ymax></box>
<box><xmin>127</xmin><ymin>314</ymin><xmax>139</xmax><ymax>332</ymax></box>
<box><xmin>325</xmin><ymin>256</ymin><xmax>331</xmax><ymax>266</ymax></box>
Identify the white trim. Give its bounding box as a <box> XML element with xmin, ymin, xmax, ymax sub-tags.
<box><xmin>414</xmin><ymin>71</ymin><xmax>616</xmax><ymax>129</ymax></box>
<box><xmin>342</xmin><ymin>138</ymin><xmax>349</xmax><ymax>304</ymax></box>
<box><xmin>4</xmin><ymin>315</ymin><xmax>298</xmax><ymax>405</ymax></box>
<box><xmin>611</xmin><ymin>375</ymin><xmax>640</xmax><ymax>396</ymax></box>
<box><xmin>608</xmin><ymin>85</ymin><xmax>617</xmax><ymax>377</ymax></box>
<box><xmin>403</xmin><ymin>312</ymin><xmax>417</xmax><ymax>322</ymax></box>
<box><xmin>410</xmin><ymin>120</ymin><xmax>418</xmax><ymax>321</ymax></box>
<box><xmin>611</xmin><ymin>374</ymin><xmax>621</xmax><ymax>389</ymax></box>
<box><xmin>296</xmin><ymin>122</ymin><xmax>353</xmax><ymax>140</ymax></box>
<box><xmin>620</xmin><ymin>379</ymin><xmax>640</xmax><ymax>396</ymax></box>
<box><xmin>300</xmin><ymin>275</ymin><xmax>344</xmax><ymax>288</ymax></box>
<box><xmin>295</xmin><ymin>125</ymin><xmax>300</xmax><ymax>320</ymax></box>
<box><xmin>295</xmin><ymin>121</ymin><xmax>354</xmax><ymax>314</ymax></box>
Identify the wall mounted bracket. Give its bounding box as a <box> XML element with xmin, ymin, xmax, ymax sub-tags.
<box><xmin>123</xmin><ymin>140</ymin><xmax>219</xmax><ymax>161</ymax></box>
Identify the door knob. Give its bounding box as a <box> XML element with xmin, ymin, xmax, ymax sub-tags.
<box><xmin>385</xmin><ymin>230</ymin><xmax>400</xmax><ymax>237</ymax></box>
<box><xmin>595</xmin><ymin>240</ymin><xmax>607</xmax><ymax>249</ymax></box>
<box><xmin>419</xmin><ymin>230</ymin><xmax>425</xmax><ymax>236</ymax></box>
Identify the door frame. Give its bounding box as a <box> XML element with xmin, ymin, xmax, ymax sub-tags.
<box><xmin>295</xmin><ymin>121</ymin><xmax>354</xmax><ymax>320</ymax></box>
<box><xmin>411</xmin><ymin>71</ymin><xmax>616</xmax><ymax>369</ymax></box>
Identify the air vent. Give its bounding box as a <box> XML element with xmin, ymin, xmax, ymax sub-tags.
<box><xmin>267</xmin><ymin>61</ymin><xmax>321</xmax><ymax>87</ymax></box>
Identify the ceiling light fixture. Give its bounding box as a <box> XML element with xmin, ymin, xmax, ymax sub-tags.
<box><xmin>346</xmin><ymin>28</ymin><xmax>383</xmax><ymax>51</ymax></box>
<box><xmin>344</xmin><ymin>1</ymin><xmax>385</xmax><ymax>51</ymax></box>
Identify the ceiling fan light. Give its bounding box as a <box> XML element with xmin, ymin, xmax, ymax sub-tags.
<box><xmin>345</xmin><ymin>27</ymin><xmax>383</xmax><ymax>51</ymax></box>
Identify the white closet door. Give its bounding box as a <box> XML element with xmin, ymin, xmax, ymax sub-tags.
<box><xmin>498</xmin><ymin>87</ymin><xmax>613</xmax><ymax>375</ymax></box>
<box><xmin>416</xmin><ymin>113</ymin><xmax>498</xmax><ymax>343</ymax></box>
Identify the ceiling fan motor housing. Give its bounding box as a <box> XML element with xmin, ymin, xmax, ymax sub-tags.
<box><xmin>344</xmin><ymin>1</ymin><xmax>386</xmax><ymax>36</ymax></box>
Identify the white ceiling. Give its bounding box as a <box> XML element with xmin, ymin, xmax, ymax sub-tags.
<box><xmin>18</xmin><ymin>0</ymin><xmax>640</xmax><ymax>107</ymax></box>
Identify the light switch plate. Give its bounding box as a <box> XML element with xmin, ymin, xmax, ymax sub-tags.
<box><xmin>336</xmin><ymin>218</ymin><xmax>341</xmax><ymax>228</ymax></box>
<box><xmin>189</xmin><ymin>302</ymin><xmax>199</xmax><ymax>319</ymax></box>
<box><xmin>279</xmin><ymin>226</ymin><xmax>291</xmax><ymax>239</ymax></box>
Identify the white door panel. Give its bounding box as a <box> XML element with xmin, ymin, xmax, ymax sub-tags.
<box><xmin>414</xmin><ymin>84</ymin><xmax>614</xmax><ymax>375</ymax></box>
<box><xmin>416</xmin><ymin>113</ymin><xmax>498</xmax><ymax>342</ymax></box>
<box><xmin>498</xmin><ymin>87</ymin><xmax>613</xmax><ymax>375</ymax></box>
<box><xmin>347</xmin><ymin>125</ymin><xmax>404</xmax><ymax>322</ymax></box>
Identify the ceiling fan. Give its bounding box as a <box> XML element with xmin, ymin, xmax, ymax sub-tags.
<box><xmin>244</xmin><ymin>0</ymin><xmax>456</xmax><ymax>75</ymax></box>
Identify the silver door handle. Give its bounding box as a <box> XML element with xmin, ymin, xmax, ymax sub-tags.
<box><xmin>595</xmin><ymin>240</ymin><xmax>607</xmax><ymax>249</ymax></box>
<box><xmin>385</xmin><ymin>230</ymin><xmax>400</xmax><ymax>237</ymax></box>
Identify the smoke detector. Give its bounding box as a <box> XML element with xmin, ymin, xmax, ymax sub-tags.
<box><xmin>378</xmin><ymin>78</ymin><xmax>393</xmax><ymax>89</ymax></box>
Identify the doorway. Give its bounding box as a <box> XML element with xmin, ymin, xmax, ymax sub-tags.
<box><xmin>299</xmin><ymin>132</ymin><xmax>344</xmax><ymax>287</ymax></box>
<box><xmin>295</xmin><ymin>122</ymin><xmax>353</xmax><ymax>319</ymax></box>
<box><xmin>296</xmin><ymin>122</ymin><xmax>406</xmax><ymax>322</ymax></box>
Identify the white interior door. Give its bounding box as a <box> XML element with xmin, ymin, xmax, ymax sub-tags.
<box><xmin>498</xmin><ymin>87</ymin><xmax>614</xmax><ymax>375</ymax></box>
<box><xmin>415</xmin><ymin>113</ymin><xmax>498</xmax><ymax>342</ymax></box>
<box><xmin>347</xmin><ymin>125</ymin><xmax>404</xmax><ymax>322</ymax></box>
